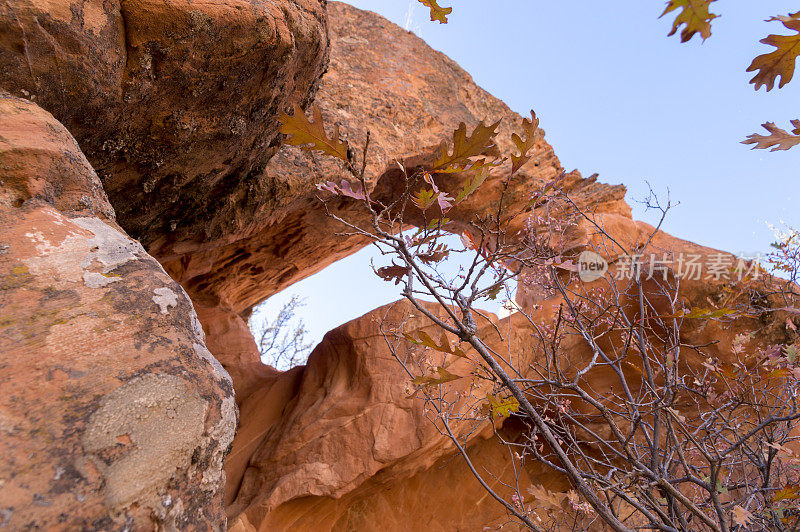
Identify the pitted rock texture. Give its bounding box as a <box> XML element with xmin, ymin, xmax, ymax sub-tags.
<box><xmin>0</xmin><ymin>93</ymin><xmax>236</xmax><ymax>528</ymax></box>
<box><xmin>161</xmin><ymin>2</ymin><xmax>629</xmax><ymax>321</ymax></box>
<box><xmin>0</xmin><ymin>0</ymin><xmax>329</xmax><ymax>250</ymax></box>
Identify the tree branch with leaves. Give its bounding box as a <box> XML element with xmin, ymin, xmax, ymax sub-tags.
<box><xmin>277</xmin><ymin>100</ymin><xmax>800</xmax><ymax>530</ymax></box>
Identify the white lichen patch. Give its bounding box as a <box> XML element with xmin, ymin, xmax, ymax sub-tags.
<box><xmin>82</xmin><ymin>374</ymin><xmax>208</xmax><ymax>512</ymax></box>
<box><xmin>199</xmin><ymin>394</ymin><xmax>237</xmax><ymax>490</ymax></box>
<box><xmin>24</xmin><ymin>227</ymin><xmax>85</xmax><ymax>256</ymax></box>
<box><xmin>152</xmin><ymin>287</ymin><xmax>179</xmax><ymax>314</ymax></box>
<box><xmin>82</xmin><ymin>271</ymin><xmax>121</xmax><ymax>288</ymax></box>
<box><xmin>21</xmin><ymin>210</ymin><xmax>144</xmax><ymax>284</ymax></box>
<box><xmin>74</xmin><ymin>217</ymin><xmax>146</xmax><ymax>274</ymax></box>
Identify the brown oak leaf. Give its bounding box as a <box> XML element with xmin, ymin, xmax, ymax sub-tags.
<box><xmin>747</xmin><ymin>13</ymin><xmax>800</xmax><ymax>91</ymax></box>
<box><xmin>418</xmin><ymin>0</ymin><xmax>452</xmax><ymax>24</ymax></box>
<box><xmin>279</xmin><ymin>104</ymin><xmax>349</xmax><ymax>161</ymax></box>
<box><xmin>660</xmin><ymin>0</ymin><xmax>718</xmax><ymax>43</ymax></box>
<box><xmin>742</xmin><ymin>120</ymin><xmax>800</xmax><ymax>151</ymax></box>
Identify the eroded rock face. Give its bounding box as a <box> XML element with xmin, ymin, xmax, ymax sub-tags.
<box><xmin>225</xmin><ymin>220</ymin><xmax>797</xmax><ymax>531</ymax></box>
<box><xmin>154</xmin><ymin>1</ymin><xmax>630</xmax><ymax>408</ymax></box>
<box><xmin>227</xmin><ymin>303</ymin><xmax>496</xmax><ymax>520</ymax></box>
<box><xmin>202</xmin><ymin>5</ymin><xmax>797</xmax><ymax>530</ymax></box>
<box><xmin>160</xmin><ymin>1</ymin><xmax>631</xmax><ymax>319</ymax></box>
<box><xmin>0</xmin><ymin>0</ymin><xmax>328</xmax><ymax>250</ymax></box>
<box><xmin>1</xmin><ymin>0</ymin><xmax>794</xmax><ymax>530</ymax></box>
<box><xmin>0</xmin><ymin>93</ymin><xmax>236</xmax><ymax>528</ymax></box>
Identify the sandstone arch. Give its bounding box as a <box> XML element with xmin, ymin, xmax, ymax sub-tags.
<box><xmin>1</xmin><ymin>1</ymin><xmax>796</xmax><ymax>530</ymax></box>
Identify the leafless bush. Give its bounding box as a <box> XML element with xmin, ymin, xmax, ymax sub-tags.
<box><xmin>250</xmin><ymin>295</ymin><xmax>313</xmax><ymax>371</ymax></box>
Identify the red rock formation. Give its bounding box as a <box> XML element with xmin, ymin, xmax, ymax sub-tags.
<box><xmin>0</xmin><ymin>0</ymin><xmax>327</xmax><ymax>524</ymax></box>
<box><xmin>225</xmin><ymin>222</ymin><xmax>796</xmax><ymax>531</ymax></box>
<box><xmin>0</xmin><ymin>0</ymin><xmax>328</xmax><ymax>251</ymax></box>
<box><xmin>161</xmin><ymin>1</ymin><xmax>626</xmax><ymax>317</ymax></box>
<box><xmin>155</xmin><ymin>2</ymin><xmax>631</xmax><ymax>412</ymax></box>
<box><xmin>0</xmin><ymin>93</ymin><xmax>236</xmax><ymax>528</ymax></box>
<box><xmin>211</xmin><ymin>5</ymin><xmax>797</xmax><ymax>530</ymax></box>
<box><xmin>1</xmin><ymin>0</ymin><xmax>795</xmax><ymax>530</ymax></box>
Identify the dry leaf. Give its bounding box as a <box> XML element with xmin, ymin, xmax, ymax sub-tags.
<box><xmin>377</xmin><ymin>263</ymin><xmax>410</xmax><ymax>285</ymax></box>
<box><xmin>279</xmin><ymin>104</ymin><xmax>350</xmax><ymax>160</ymax></box>
<box><xmin>455</xmin><ymin>170</ymin><xmax>489</xmax><ymax>203</ymax></box>
<box><xmin>747</xmin><ymin>13</ymin><xmax>800</xmax><ymax>91</ymax></box>
<box><xmin>483</xmin><ymin>394</ymin><xmax>520</xmax><ymax>420</ymax></box>
<box><xmin>412</xmin><ymin>367</ymin><xmax>462</xmax><ymax>386</ymax></box>
<box><xmin>511</xmin><ymin>111</ymin><xmax>540</xmax><ymax>175</ymax></box>
<box><xmin>418</xmin><ymin>0</ymin><xmax>452</xmax><ymax>24</ymax></box>
<box><xmin>417</xmin><ymin>244</ymin><xmax>450</xmax><ymax>265</ymax></box>
<box><xmin>403</xmin><ymin>331</ymin><xmax>467</xmax><ymax>357</ymax></box>
<box><xmin>742</xmin><ymin>120</ymin><xmax>800</xmax><ymax>151</ymax></box>
<box><xmin>434</xmin><ymin>121</ymin><xmax>501</xmax><ymax>171</ymax></box>
<box><xmin>773</xmin><ymin>484</ymin><xmax>800</xmax><ymax>502</ymax></box>
<box><xmin>732</xmin><ymin>505</ymin><xmax>753</xmax><ymax>526</ymax></box>
<box><xmin>528</xmin><ymin>484</ymin><xmax>564</xmax><ymax>509</ymax></box>
<box><xmin>317</xmin><ymin>179</ymin><xmax>366</xmax><ymax>200</ymax></box>
<box><xmin>660</xmin><ymin>0</ymin><xmax>718</xmax><ymax>43</ymax></box>
<box><xmin>766</xmin><ymin>441</ymin><xmax>795</xmax><ymax>457</ymax></box>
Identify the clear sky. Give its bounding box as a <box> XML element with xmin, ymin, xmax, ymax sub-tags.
<box><xmin>251</xmin><ymin>0</ymin><xmax>800</xmax><ymax>360</ymax></box>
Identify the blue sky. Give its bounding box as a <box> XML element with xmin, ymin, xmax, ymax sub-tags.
<box><xmin>252</xmin><ymin>0</ymin><xmax>800</xmax><ymax>360</ymax></box>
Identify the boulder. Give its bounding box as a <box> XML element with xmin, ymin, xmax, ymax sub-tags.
<box><xmin>0</xmin><ymin>0</ymin><xmax>329</xmax><ymax>251</ymax></box>
<box><xmin>0</xmin><ymin>93</ymin><xmax>236</xmax><ymax>529</ymax></box>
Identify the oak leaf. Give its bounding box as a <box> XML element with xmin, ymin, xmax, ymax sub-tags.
<box><xmin>460</xmin><ymin>231</ymin><xmax>491</xmax><ymax>259</ymax></box>
<box><xmin>484</xmin><ymin>393</ymin><xmax>520</xmax><ymax>419</ymax></box>
<box><xmin>436</xmin><ymin>192</ymin><xmax>453</xmax><ymax>212</ymax></box>
<box><xmin>419</xmin><ymin>173</ymin><xmax>454</xmax><ymax>212</ymax></box>
<box><xmin>766</xmin><ymin>442</ymin><xmax>795</xmax><ymax>457</ymax></box>
<box><xmin>412</xmin><ymin>188</ymin><xmax>439</xmax><ymax>210</ymax></box>
<box><xmin>279</xmin><ymin>104</ymin><xmax>349</xmax><ymax>161</ymax></box>
<box><xmin>316</xmin><ymin>179</ymin><xmax>366</xmax><ymax>200</ymax></box>
<box><xmin>714</xmin><ymin>364</ymin><xmax>739</xmax><ymax>380</ymax></box>
<box><xmin>377</xmin><ymin>263</ymin><xmax>410</xmax><ymax>285</ymax></box>
<box><xmin>528</xmin><ymin>484</ymin><xmax>564</xmax><ymax>510</ymax></box>
<box><xmin>742</xmin><ymin>120</ymin><xmax>800</xmax><ymax>151</ymax></box>
<box><xmin>659</xmin><ymin>307</ymin><xmax>740</xmax><ymax>320</ymax></box>
<box><xmin>412</xmin><ymin>367</ymin><xmax>462</xmax><ymax>386</ymax></box>
<box><xmin>763</xmin><ymin>368</ymin><xmax>792</xmax><ymax>380</ymax></box>
<box><xmin>732</xmin><ymin>505</ymin><xmax>754</xmax><ymax>527</ymax></box>
<box><xmin>660</xmin><ymin>0</ymin><xmax>718</xmax><ymax>43</ymax></box>
<box><xmin>747</xmin><ymin>13</ymin><xmax>800</xmax><ymax>91</ymax></box>
<box><xmin>435</xmin><ymin>158</ymin><xmax>503</xmax><ymax>174</ymax></box>
<box><xmin>785</xmin><ymin>343</ymin><xmax>799</xmax><ymax>363</ymax></box>
<box><xmin>434</xmin><ymin>121</ymin><xmax>501</xmax><ymax>171</ymax></box>
<box><xmin>511</xmin><ymin>111</ymin><xmax>540</xmax><ymax>175</ymax></box>
<box><xmin>773</xmin><ymin>484</ymin><xmax>800</xmax><ymax>502</ymax></box>
<box><xmin>418</xmin><ymin>0</ymin><xmax>452</xmax><ymax>24</ymax></box>
<box><xmin>404</xmin><ymin>331</ymin><xmax>467</xmax><ymax>358</ymax></box>
<box><xmin>417</xmin><ymin>244</ymin><xmax>450</xmax><ymax>265</ymax></box>
<box><xmin>422</xmin><ymin>218</ymin><xmax>452</xmax><ymax>231</ymax></box>
<box><xmin>455</xmin><ymin>170</ymin><xmax>488</xmax><ymax>203</ymax></box>
<box><xmin>485</xmin><ymin>281</ymin><xmax>503</xmax><ymax>301</ymax></box>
